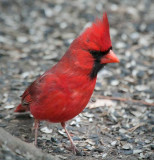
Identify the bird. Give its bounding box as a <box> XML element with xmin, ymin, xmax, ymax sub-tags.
<box><xmin>15</xmin><ymin>12</ymin><xmax>119</xmax><ymax>154</ymax></box>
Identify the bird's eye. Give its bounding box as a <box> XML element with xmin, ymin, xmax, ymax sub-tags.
<box><xmin>89</xmin><ymin>46</ymin><xmax>112</xmax><ymax>60</ymax></box>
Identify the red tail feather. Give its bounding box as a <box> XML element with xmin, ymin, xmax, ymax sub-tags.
<box><xmin>14</xmin><ymin>104</ymin><xmax>29</xmax><ymax>112</ymax></box>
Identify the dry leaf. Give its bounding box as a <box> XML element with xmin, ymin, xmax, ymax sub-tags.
<box><xmin>88</xmin><ymin>99</ymin><xmax>115</xmax><ymax>109</ymax></box>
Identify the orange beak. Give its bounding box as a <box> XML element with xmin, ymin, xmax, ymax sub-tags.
<box><xmin>100</xmin><ymin>50</ymin><xmax>119</xmax><ymax>64</ymax></box>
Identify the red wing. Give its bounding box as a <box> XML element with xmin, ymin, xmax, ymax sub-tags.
<box><xmin>21</xmin><ymin>80</ymin><xmax>36</xmax><ymax>106</ymax></box>
<box><xmin>21</xmin><ymin>73</ymin><xmax>59</xmax><ymax>106</ymax></box>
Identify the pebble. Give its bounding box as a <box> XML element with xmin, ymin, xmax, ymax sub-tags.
<box><xmin>0</xmin><ymin>123</ymin><xmax>7</xmax><ymax>127</ymax></box>
<box><xmin>150</xmin><ymin>144</ymin><xmax>154</xmax><ymax>150</ymax></box>
<box><xmin>17</xmin><ymin>36</ymin><xmax>28</xmax><ymax>43</ymax></box>
<box><xmin>4</xmin><ymin>105</ymin><xmax>15</xmax><ymax>109</ymax></box>
<box><xmin>110</xmin><ymin>80</ymin><xmax>119</xmax><ymax>86</ymax></box>
<box><xmin>40</xmin><ymin>127</ymin><xmax>52</xmax><ymax>134</ymax></box>
<box><xmin>133</xmin><ymin>149</ymin><xmax>143</xmax><ymax>154</ymax></box>
<box><xmin>50</xmin><ymin>137</ymin><xmax>59</xmax><ymax>143</ymax></box>
<box><xmin>130</xmin><ymin>32</ymin><xmax>139</xmax><ymax>40</ymax></box>
<box><xmin>130</xmin><ymin>111</ymin><xmax>142</xmax><ymax>117</ymax></box>
<box><xmin>21</xmin><ymin>72</ymin><xmax>32</xmax><ymax>78</ymax></box>
<box><xmin>115</xmin><ymin>41</ymin><xmax>127</xmax><ymax>49</ymax></box>
<box><xmin>123</xmin><ymin>149</ymin><xmax>133</xmax><ymax>155</ymax></box>
<box><xmin>111</xmin><ymin>141</ymin><xmax>117</xmax><ymax>146</ymax></box>
<box><xmin>89</xmin><ymin>118</ymin><xmax>93</xmax><ymax>122</ymax></box>
<box><xmin>93</xmin><ymin>146</ymin><xmax>104</xmax><ymax>153</ymax></box>
<box><xmin>82</xmin><ymin>112</ymin><xmax>94</xmax><ymax>118</ymax></box>
<box><xmin>136</xmin><ymin>70</ymin><xmax>145</xmax><ymax>78</ymax></box>
<box><xmin>145</xmin><ymin>139</ymin><xmax>151</xmax><ymax>144</ymax></box>
<box><xmin>119</xmin><ymin>129</ymin><xmax>127</xmax><ymax>134</ymax></box>
<box><xmin>58</xmin><ymin>130</ymin><xmax>66</xmax><ymax>137</ymax></box>
<box><xmin>102</xmin><ymin>153</ymin><xmax>107</xmax><ymax>158</ymax></box>
<box><xmin>122</xmin><ymin>143</ymin><xmax>133</xmax><ymax>150</ymax></box>
<box><xmin>70</xmin><ymin>121</ymin><xmax>76</xmax><ymax>126</ymax></box>
<box><xmin>44</xmin><ymin>8</ymin><xmax>53</xmax><ymax>17</ymax></box>
<box><xmin>135</xmin><ymin>85</ymin><xmax>149</xmax><ymax>91</ymax></box>
<box><xmin>43</xmin><ymin>54</ymin><xmax>58</xmax><ymax>60</ymax></box>
<box><xmin>139</xmin><ymin>23</ymin><xmax>147</xmax><ymax>32</ymax></box>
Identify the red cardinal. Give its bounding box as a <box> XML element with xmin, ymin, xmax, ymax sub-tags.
<box><xmin>15</xmin><ymin>13</ymin><xmax>119</xmax><ymax>154</ymax></box>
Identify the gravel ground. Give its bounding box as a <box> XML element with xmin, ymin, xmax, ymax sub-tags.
<box><xmin>0</xmin><ymin>0</ymin><xmax>154</xmax><ymax>160</ymax></box>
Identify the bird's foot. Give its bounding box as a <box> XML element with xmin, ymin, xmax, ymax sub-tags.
<box><xmin>33</xmin><ymin>140</ymin><xmax>37</xmax><ymax>147</ymax></box>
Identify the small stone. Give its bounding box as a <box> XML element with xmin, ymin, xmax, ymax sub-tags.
<box><xmin>95</xmin><ymin>82</ymin><xmax>103</xmax><ymax>91</ymax></box>
<box><xmin>93</xmin><ymin>147</ymin><xmax>104</xmax><ymax>153</ymax></box>
<box><xmin>72</xmin><ymin>136</ymin><xmax>81</xmax><ymax>141</ymax></box>
<box><xmin>70</xmin><ymin>121</ymin><xmax>76</xmax><ymax>126</ymax></box>
<box><xmin>115</xmin><ymin>41</ymin><xmax>127</xmax><ymax>49</ymax></box>
<box><xmin>60</xmin><ymin>22</ymin><xmax>68</xmax><ymax>29</ymax></box>
<box><xmin>127</xmin><ymin>138</ymin><xmax>134</xmax><ymax>143</ymax></box>
<box><xmin>121</xmin><ymin>33</ymin><xmax>128</xmax><ymax>41</ymax></box>
<box><xmin>17</xmin><ymin>36</ymin><xmax>28</xmax><ymax>43</ymax></box>
<box><xmin>0</xmin><ymin>123</ymin><xmax>7</xmax><ymax>127</ymax></box>
<box><xmin>74</xmin><ymin>116</ymin><xmax>81</xmax><ymax>122</ymax></box>
<box><xmin>137</xmin><ymin>70</ymin><xmax>145</xmax><ymax>78</ymax></box>
<box><xmin>133</xmin><ymin>149</ymin><xmax>143</xmax><ymax>154</ymax></box>
<box><xmin>145</xmin><ymin>139</ymin><xmax>151</xmax><ymax>144</ymax></box>
<box><xmin>145</xmin><ymin>99</ymin><xmax>154</xmax><ymax>104</ymax></box>
<box><xmin>41</xmin><ymin>134</ymin><xmax>52</xmax><ymax>141</ymax></box>
<box><xmin>96</xmin><ymin>3</ymin><xmax>103</xmax><ymax>11</ymax></box>
<box><xmin>130</xmin><ymin>32</ymin><xmax>139</xmax><ymax>40</ymax></box>
<box><xmin>58</xmin><ymin>130</ymin><xmax>66</xmax><ymax>137</ymax></box>
<box><xmin>111</xmin><ymin>80</ymin><xmax>119</xmax><ymax>86</ymax></box>
<box><xmin>119</xmin><ymin>128</ymin><xmax>127</xmax><ymax>134</ymax></box>
<box><xmin>82</xmin><ymin>112</ymin><xmax>94</xmax><ymax>118</ymax></box>
<box><xmin>140</xmin><ymin>153</ymin><xmax>145</xmax><ymax>159</ymax></box>
<box><xmin>150</xmin><ymin>144</ymin><xmax>154</xmax><ymax>150</ymax></box>
<box><xmin>21</xmin><ymin>71</ymin><xmax>31</xmax><ymax>78</ymax></box>
<box><xmin>135</xmin><ymin>85</ymin><xmax>149</xmax><ymax>91</ymax></box>
<box><xmin>130</xmin><ymin>111</ymin><xmax>142</xmax><ymax>117</ymax></box>
<box><xmin>62</xmin><ymin>33</ymin><xmax>75</xmax><ymax>39</ymax></box>
<box><xmin>44</xmin><ymin>8</ymin><xmax>53</xmax><ymax>17</ymax></box>
<box><xmin>136</xmin><ymin>141</ymin><xmax>144</xmax><ymax>145</ymax></box>
<box><xmin>139</xmin><ymin>37</ymin><xmax>148</xmax><ymax>46</ymax></box>
<box><xmin>57</xmin><ymin>155</ymin><xmax>67</xmax><ymax>160</ymax></box>
<box><xmin>136</xmin><ymin>145</ymin><xmax>143</xmax><ymax>149</ymax></box>
<box><xmin>123</xmin><ymin>149</ymin><xmax>133</xmax><ymax>155</ymax></box>
<box><xmin>51</xmin><ymin>137</ymin><xmax>58</xmax><ymax>143</ymax></box>
<box><xmin>122</xmin><ymin>143</ymin><xmax>133</xmax><ymax>150</ymax></box>
<box><xmin>4</xmin><ymin>105</ymin><xmax>15</xmax><ymax>109</ymax></box>
<box><xmin>40</xmin><ymin>127</ymin><xmax>52</xmax><ymax>134</ymax></box>
<box><xmin>102</xmin><ymin>153</ymin><xmax>107</xmax><ymax>158</ymax></box>
<box><xmin>86</xmin><ymin>139</ymin><xmax>95</xmax><ymax>145</ymax></box>
<box><xmin>139</xmin><ymin>23</ymin><xmax>147</xmax><ymax>32</ymax></box>
<box><xmin>15</xmin><ymin>149</ymin><xmax>21</xmax><ymax>156</ymax></box>
<box><xmin>111</xmin><ymin>141</ymin><xmax>117</xmax><ymax>146</ymax></box>
<box><xmin>43</xmin><ymin>54</ymin><xmax>57</xmax><ymax>60</ymax></box>
<box><xmin>110</xmin><ymin>28</ymin><xmax>118</xmax><ymax>36</ymax></box>
<box><xmin>89</xmin><ymin>118</ymin><xmax>93</xmax><ymax>122</ymax></box>
<box><xmin>53</xmin><ymin>147</ymin><xmax>64</xmax><ymax>153</ymax></box>
<box><xmin>85</xmin><ymin>145</ymin><xmax>94</xmax><ymax>151</ymax></box>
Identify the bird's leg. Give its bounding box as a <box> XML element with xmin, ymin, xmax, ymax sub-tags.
<box><xmin>34</xmin><ymin>119</ymin><xmax>39</xmax><ymax>146</ymax></box>
<box><xmin>61</xmin><ymin>122</ymin><xmax>78</xmax><ymax>154</ymax></box>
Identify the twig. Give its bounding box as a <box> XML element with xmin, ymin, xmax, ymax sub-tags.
<box><xmin>127</xmin><ymin>123</ymin><xmax>145</xmax><ymax>133</ymax></box>
<box><xmin>0</xmin><ymin>127</ymin><xmax>60</xmax><ymax>160</ymax></box>
<box><xmin>97</xmin><ymin>95</ymin><xmax>154</xmax><ymax>106</ymax></box>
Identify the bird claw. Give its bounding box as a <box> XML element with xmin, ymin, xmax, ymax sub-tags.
<box><xmin>33</xmin><ymin>140</ymin><xmax>37</xmax><ymax>147</ymax></box>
